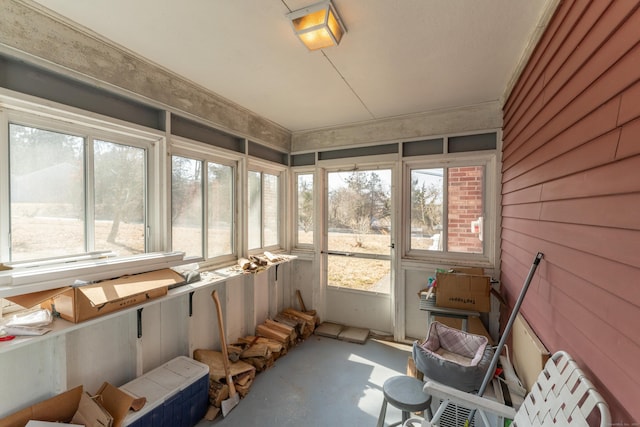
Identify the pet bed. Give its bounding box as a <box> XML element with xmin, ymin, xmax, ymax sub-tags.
<box><xmin>412</xmin><ymin>321</ymin><xmax>493</xmax><ymax>392</ymax></box>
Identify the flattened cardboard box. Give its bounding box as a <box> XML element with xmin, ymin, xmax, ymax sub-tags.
<box><xmin>435</xmin><ymin>271</ymin><xmax>491</xmax><ymax>312</ymax></box>
<box><xmin>0</xmin><ymin>383</ymin><xmax>133</xmax><ymax>427</ymax></box>
<box><xmin>8</xmin><ymin>269</ymin><xmax>183</xmax><ymax>323</ymax></box>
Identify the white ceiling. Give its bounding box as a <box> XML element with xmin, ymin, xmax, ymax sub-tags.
<box><xmin>32</xmin><ymin>0</ymin><xmax>555</xmax><ymax>133</ymax></box>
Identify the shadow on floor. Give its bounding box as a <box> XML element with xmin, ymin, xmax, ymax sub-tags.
<box><xmin>196</xmin><ymin>335</ymin><xmax>413</xmax><ymax>427</ymax></box>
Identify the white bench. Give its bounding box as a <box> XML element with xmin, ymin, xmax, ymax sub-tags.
<box><xmin>403</xmin><ymin>350</ymin><xmax>611</xmax><ymax>427</ymax></box>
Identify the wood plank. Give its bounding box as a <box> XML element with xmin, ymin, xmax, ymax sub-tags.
<box><xmin>501</xmin><ymin>229</ymin><xmax>640</xmax><ymax>307</ymax></box>
<box><xmin>540</xmin><ymin>153</ymin><xmax>640</xmax><ymax>201</ymax></box>
<box><xmin>617</xmin><ymin>79</ymin><xmax>640</xmax><ymax>125</ymax></box>
<box><xmin>501</xmin><ymin>184</ymin><xmax>543</xmax><ymax>205</ymax></box>
<box><xmin>502</xmin><ymin>105</ymin><xmax>619</xmax><ymax>181</ymax></box>
<box><xmin>545</xmin><ymin>1</ymin><xmax>616</xmax><ymax>100</ymax></box>
<box><xmin>617</xmin><ymin>117</ymin><xmax>640</xmax><ymax>159</ymax></box>
<box><xmin>503</xmin><ymin>95</ymin><xmax>619</xmax><ymax>174</ymax></box>
<box><xmin>502</xmin><ymin>202</ymin><xmax>542</xmax><ymax>221</ymax></box>
<box><xmin>512</xmin><ymin>314</ymin><xmax>550</xmax><ymax>392</ymax></box>
<box><xmin>502</xmin><ymin>217</ymin><xmax>640</xmax><ymax>268</ymax></box>
<box><xmin>193</xmin><ymin>349</ymin><xmax>256</xmax><ymax>383</ymax></box>
<box><xmin>503</xmin><ymin>128</ymin><xmax>619</xmax><ymax>193</ymax></box>
<box><xmin>503</xmin><ymin>0</ymin><xmax>578</xmax><ymax>127</ymax></box>
<box><xmin>255</xmin><ymin>324</ymin><xmax>290</xmax><ymax>345</ymax></box>
<box><xmin>539</xmin><ymin>193</ymin><xmax>640</xmax><ymax>229</ymax></box>
<box><xmin>504</xmin><ymin>29</ymin><xmax>640</xmax><ymax>168</ymax></box>
<box><xmin>545</xmin><ymin>264</ymin><xmax>640</xmax><ymax>349</ymax></box>
<box><xmin>504</xmin><ymin>0</ymin><xmax>598</xmax><ymax>143</ymax></box>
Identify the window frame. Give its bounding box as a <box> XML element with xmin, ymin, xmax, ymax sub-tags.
<box><xmin>247</xmin><ymin>159</ymin><xmax>286</xmax><ymax>255</ymax></box>
<box><xmin>169</xmin><ymin>137</ymin><xmax>240</xmax><ymax>268</ymax></box>
<box><xmin>403</xmin><ymin>151</ymin><xmax>497</xmax><ymax>266</ymax></box>
<box><xmin>1</xmin><ymin>106</ymin><xmax>161</xmax><ymax>264</ymax></box>
<box><xmin>292</xmin><ymin>168</ymin><xmax>316</xmax><ymax>251</ymax></box>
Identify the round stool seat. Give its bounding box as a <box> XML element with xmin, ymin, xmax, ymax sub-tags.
<box><xmin>383</xmin><ymin>376</ymin><xmax>431</xmax><ymax>412</ymax></box>
<box><xmin>376</xmin><ymin>376</ymin><xmax>431</xmax><ymax>427</ymax></box>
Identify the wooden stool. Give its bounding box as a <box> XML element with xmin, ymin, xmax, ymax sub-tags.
<box><xmin>377</xmin><ymin>376</ymin><xmax>432</xmax><ymax>427</ymax></box>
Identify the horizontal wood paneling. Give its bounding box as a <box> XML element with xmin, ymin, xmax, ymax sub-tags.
<box><xmin>504</xmin><ymin>8</ymin><xmax>640</xmax><ymax>165</ymax></box>
<box><xmin>539</xmin><ymin>193</ymin><xmax>640</xmax><ymax>229</ymax></box>
<box><xmin>503</xmin><ymin>0</ymin><xmax>588</xmax><ymax>133</ymax></box>
<box><xmin>540</xmin><ymin>154</ymin><xmax>640</xmax><ymax>201</ymax></box>
<box><xmin>617</xmin><ymin>116</ymin><xmax>640</xmax><ymax>159</ymax></box>
<box><xmin>503</xmin><ymin>217</ymin><xmax>640</xmax><ymax>268</ymax></box>
<box><xmin>503</xmin><ymin>1</ymin><xmax>640</xmax><ymax>421</ymax></box>
<box><xmin>502</xmin><ymin>127</ymin><xmax>619</xmax><ymax>193</ymax></box>
<box><xmin>618</xmin><ymin>80</ymin><xmax>640</xmax><ymax>125</ymax></box>
<box><xmin>505</xmin><ymin>2</ymin><xmax>635</xmax><ymax>153</ymax></box>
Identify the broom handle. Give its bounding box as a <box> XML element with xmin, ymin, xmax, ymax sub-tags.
<box><xmin>466</xmin><ymin>252</ymin><xmax>543</xmax><ymax>425</ymax></box>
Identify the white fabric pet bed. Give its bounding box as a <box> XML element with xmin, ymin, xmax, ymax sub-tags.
<box><xmin>412</xmin><ymin>321</ymin><xmax>493</xmax><ymax>392</ymax></box>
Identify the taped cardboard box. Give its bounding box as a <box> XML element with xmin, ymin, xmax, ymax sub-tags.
<box><xmin>8</xmin><ymin>269</ymin><xmax>183</xmax><ymax>324</ymax></box>
<box><xmin>0</xmin><ymin>383</ymin><xmax>134</xmax><ymax>427</ymax></box>
<box><xmin>435</xmin><ymin>270</ymin><xmax>491</xmax><ymax>312</ymax></box>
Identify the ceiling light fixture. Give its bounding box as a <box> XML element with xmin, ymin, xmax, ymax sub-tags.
<box><xmin>287</xmin><ymin>0</ymin><xmax>346</xmax><ymax>51</ymax></box>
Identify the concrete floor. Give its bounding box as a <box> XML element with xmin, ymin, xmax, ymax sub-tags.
<box><xmin>197</xmin><ymin>335</ymin><xmax>413</xmax><ymax>427</ymax></box>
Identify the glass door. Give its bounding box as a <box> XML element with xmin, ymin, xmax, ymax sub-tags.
<box><xmin>323</xmin><ymin>168</ymin><xmax>394</xmax><ymax>332</ymax></box>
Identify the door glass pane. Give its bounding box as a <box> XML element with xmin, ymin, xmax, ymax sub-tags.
<box><xmin>297</xmin><ymin>173</ymin><xmax>314</xmax><ymax>246</ymax></box>
<box><xmin>94</xmin><ymin>140</ymin><xmax>145</xmax><ymax>255</ymax></box>
<box><xmin>410</xmin><ymin>168</ymin><xmax>444</xmax><ymax>251</ymax></box>
<box><xmin>9</xmin><ymin>124</ymin><xmax>85</xmax><ymax>261</ymax></box>
<box><xmin>263</xmin><ymin>173</ymin><xmax>279</xmax><ymax>247</ymax></box>
<box><xmin>171</xmin><ymin>156</ymin><xmax>203</xmax><ymax>258</ymax></box>
<box><xmin>247</xmin><ymin>171</ymin><xmax>261</xmax><ymax>250</ymax></box>
<box><xmin>448</xmin><ymin>166</ymin><xmax>484</xmax><ymax>254</ymax></box>
<box><xmin>328</xmin><ymin>255</ymin><xmax>390</xmax><ymax>293</ymax></box>
<box><xmin>327</xmin><ymin>170</ymin><xmax>391</xmax><ymax>293</ymax></box>
<box><xmin>207</xmin><ymin>162</ymin><xmax>234</xmax><ymax>257</ymax></box>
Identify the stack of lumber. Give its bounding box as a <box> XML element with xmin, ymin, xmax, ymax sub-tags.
<box><xmin>233</xmin><ymin>336</ymin><xmax>284</xmax><ymax>371</ymax></box>
<box><xmin>193</xmin><ymin>349</ymin><xmax>257</xmax><ymax>410</ymax></box>
<box><xmin>195</xmin><ymin>293</ymin><xmax>318</xmax><ymax>420</ymax></box>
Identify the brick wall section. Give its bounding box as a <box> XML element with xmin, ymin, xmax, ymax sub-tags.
<box><xmin>501</xmin><ymin>0</ymin><xmax>640</xmax><ymax>422</ymax></box>
<box><xmin>448</xmin><ymin>166</ymin><xmax>483</xmax><ymax>253</ymax></box>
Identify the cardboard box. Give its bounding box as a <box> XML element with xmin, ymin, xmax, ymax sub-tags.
<box><xmin>0</xmin><ymin>383</ymin><xmax>134</xmax><ymax>427</ymax></box>
<box><xmin>26</xmin><ymin>422</ymin><xmax>82</xmax><ymax>427</ymax></box>
<box><xmin>435</xmin><ymin>270</ymin><xmax>491</xmax><ymax>312</ymax></box>
<box><xmin>8</xmin><ymin>269</ymin><xmax>183</xmax><ymax>323</ymax></box>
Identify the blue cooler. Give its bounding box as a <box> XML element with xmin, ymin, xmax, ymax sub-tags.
<box><xmin>120</xmin><ymin>356</ymin><xmax>209</xmax><ymax>427</ymax></box>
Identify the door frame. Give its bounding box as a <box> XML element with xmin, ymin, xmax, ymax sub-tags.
<box><xmin>317</xmin><ymin>154</ymin><xmax>399</xmax><ymax>335</ymax></box>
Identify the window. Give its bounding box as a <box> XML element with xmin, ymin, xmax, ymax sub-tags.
<box><xmin>8</xmin><ymin>122</ymin><xmax>148</xmax><ymax>262</ymax></box>
<box><xmin>171</xmin><ymin>153</ymin><xmax>235</xmax><ymax>261</ymax></box>
<box><xmin>248</xmin><ymin>167</ymin><xmax>282</xmax><ymax>251</ymax></box>
<box><xmin>408</xmin><ymin>162</ymin><xmax>488</xmax><ymax>258</ymax></box>
<box><xmin>296</xmin><ymin>172</ymin><xmax>314</xmax><ymax>247</ymax></box>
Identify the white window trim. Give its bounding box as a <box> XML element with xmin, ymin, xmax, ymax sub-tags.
<box><xmin>402</xmin><ymin>151</ymin><xmax>498</xmax><ymax>267</ymax></box>
<box><xmin>247</xmin><ymin>159</ymin><xmax>287</xmax><ymax>255</ymax></box>
<box><xmin>1</xmin><ymin>100</ymin><xmax>163</xmax><ymax>264</ymax></box>
<box><xmin>169</xmin><ymin>136</ymin><xmax>241</xmax><ymax>268</ymax></box>
<box><xmin>291</xmin><ymin>168</ymin><xmax>316</xmax><ymax>251</ymax></box>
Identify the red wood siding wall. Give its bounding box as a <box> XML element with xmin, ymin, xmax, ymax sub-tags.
<box><xmin>501</xmin><ymin>0</ymin><xmax>640</xmax><ymax>423</ymax></box>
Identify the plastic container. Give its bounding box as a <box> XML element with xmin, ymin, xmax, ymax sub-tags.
<box><xmin>120</xmin><ymin>356</ymin><xmax>209</xmax><ymax>427</ymax></box>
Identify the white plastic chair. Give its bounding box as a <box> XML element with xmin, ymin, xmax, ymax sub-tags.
<box><xmin>403</xmin><ymin>350</ymin><xmax>611</xmax><ymax>427</ymax></box>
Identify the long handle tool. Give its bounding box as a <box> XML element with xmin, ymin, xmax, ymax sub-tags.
<box><xmin>212</xmin><ymin>289</ymin><xmax>240</xmax><ymax>417</ymax></box>
<box><xmin>465</xmin><ymin>252</ymin><xmax>544</xmax><ymax>426</ymax></box>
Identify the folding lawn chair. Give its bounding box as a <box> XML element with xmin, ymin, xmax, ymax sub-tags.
<box><xmin>402</xmin><ymin>350</ymin><xmax>611</xmax><ymax>427</ymax></box>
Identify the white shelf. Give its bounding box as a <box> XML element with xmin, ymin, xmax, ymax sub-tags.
<box><xmin>0</xmin><ymin>256</ymin><xmax>296</xmax><ymax>355</ymax></box>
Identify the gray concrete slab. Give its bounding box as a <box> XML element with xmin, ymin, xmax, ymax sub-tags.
<box><xmin>197</xmin><ymin>336</ymin><xmax>413</xmax><ymax>427</ymax></box>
